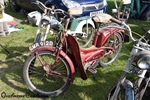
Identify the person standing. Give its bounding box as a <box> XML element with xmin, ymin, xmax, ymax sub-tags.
<box><xmin>0</xmin><ymin>0</ymin><xmax>9</xmax><ymax>36</ymax></box>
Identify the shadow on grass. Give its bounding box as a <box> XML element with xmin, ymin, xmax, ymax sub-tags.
<box><xmin>0</xmin><ymin>45</ymin><xmax>28</xmax><ymax>60</ymax></box>
<box><xmin>0</xmin><ymin>58</ymin><xmax>28</xmax><ymax>93</ymax></box>
<box><xmin>0</xmin><ymin>59</ymin><xmax>123</xmax><ymax>100</ymax></box>
<box><xmin>0</xmin><ymin>0</ymin><xmax>149</xmax><ymax>100</ymax></box>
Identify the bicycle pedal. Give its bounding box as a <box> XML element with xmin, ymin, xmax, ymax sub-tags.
<box><xmin>88</xmin><ymin>68</ymin><xmax>97</xmax><ymax>74</ymax></box>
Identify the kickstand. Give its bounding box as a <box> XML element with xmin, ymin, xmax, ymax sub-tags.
<box><xmin>0</xmin><ymin>43</ymin><xmax>11</xmax><ymax>54</ymax></box>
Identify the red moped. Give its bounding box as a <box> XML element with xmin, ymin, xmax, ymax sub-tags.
<box><xmin>23</xmin><ymin>4</ymin><xmax>125</xmax><ymax>97</ymax></box>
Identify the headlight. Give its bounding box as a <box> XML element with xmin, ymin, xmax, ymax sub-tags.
<box><xmin>62</xmin><ymin>0</ymin><xmax>81</xmax><ymax>8</ymax></box>
<box><xmin>137</xmin><ymin>55</ymin><xmax>150</xmax><ymax>70</ymax></box>
<box><xmin>135</xmin><ymin>50</ymin><xmax>150</xmax><ymax>70</ymax></box>
<box><xmin>103</xmin><ymin>0</ymin><xmax>108</xmax><ymax>6</ymax></box>
<box><xmin>138</xmin><ymin>60</ymin><xmax>150</xmax><ymax>70</ymax></box>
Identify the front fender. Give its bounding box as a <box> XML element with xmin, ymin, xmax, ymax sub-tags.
<box><xmin>124</xmin><ymin>80</ymin><xmax>134</xmax><ymax>100</ymax></box>
<box><xmin>106</xmin><ymin>79</ymin><xmax>134</xmax><ymax>100</ymax></box>
<box><xmin>30</xmin><ymin>46</ymin><xmax>75</xmax><ymax>83</ymax></box>
<box><xmin>75</xmin><ymin>18</ymin><xmax>95</xmax><ymax>33</ymax></box>
<box><xmin>68</xmin><ymin>17</ymin><xmax>95</xmax><ymax>34</ymax></box>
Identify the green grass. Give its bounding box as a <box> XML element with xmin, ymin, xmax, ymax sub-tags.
<box><xmin>0</xmin><ymin>0</ymin><xmax>150</xmax><ymax>100</ymax></box>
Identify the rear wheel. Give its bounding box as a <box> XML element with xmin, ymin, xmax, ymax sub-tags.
<box><xmin>9</xmin><ymin>0</ymin><xmax>21</xmax><ymax>12</ymax></box>
<box><xmin>99</xmin><ymin>32</ymin><xmax>123</xmax><ymax>67</ymax></box>
<box><xmin>23</xmin><ymin>51</ymin><xmax>72</xmax><ymax>97</ymax></box>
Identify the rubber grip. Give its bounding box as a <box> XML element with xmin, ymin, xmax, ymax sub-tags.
<box><xmin>110</xmin><ymin>17</ymin><xmax>122</xmax><ymax>25</ymax></box>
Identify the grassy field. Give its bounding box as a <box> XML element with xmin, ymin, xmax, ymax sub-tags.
<box><xmin>0</xmin><ymin>0</ymin><xmax>150</xmax><ymax>100</ymax></box>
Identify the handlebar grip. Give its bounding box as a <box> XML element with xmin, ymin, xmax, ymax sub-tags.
<box><xmin>110</xmin><ymin>17</ymin><xmax>122</xmax><ymax>25</ymax></box>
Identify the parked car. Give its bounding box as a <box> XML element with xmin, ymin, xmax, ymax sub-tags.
<box><xmin>9</xmin><ymin>0</ymin><xmax>108</xmax><ymax>17</ymax></box>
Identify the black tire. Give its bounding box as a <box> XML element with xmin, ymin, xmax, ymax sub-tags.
<box><xmin>107</xmin><ymin>80</ymin><xmax>133</xmax><ymax>100</ymax></box>
<box><xmin>99</xmin><ymin>32</ymin><xmax>123</xmax><ymax>67</ymax></box>
<box><xmin>9</xmin><ymin>0</ymin><xmax>21</xmax><ymax>12</ymax></box>
<box><xmin>23</xmin><ymin>51</ymin><xmax>72</xmax><ymax>97</ymax></box>
<box><xmin>78</xmin><ymin>24</ymin><xmax>95</xmax><ymax>48</ymax></box>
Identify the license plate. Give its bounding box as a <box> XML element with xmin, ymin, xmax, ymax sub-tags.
<box><xmin>29</xmin><ymin>41</ymin><xmax>53</xmax><ymax>51</ymax></box>
<box><xmin>90</xmin><ymin>10</ymin><xmax>104</xmax><ymax>16</ymax></box>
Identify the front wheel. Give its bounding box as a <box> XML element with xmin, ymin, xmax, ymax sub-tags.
<box><xmin>107</xmin><ymin>80</ymin><xmax>134</xmax><ymax>100</ymax></box>
<box><xmin>99</xmin><ymin>32</ymin><xmax>123</xmax><ymax>67</ymax></box>
<box><xmin>23</xmin><ymin>51</ymin><xmax>72</xmax><ymax>97</ymax></box>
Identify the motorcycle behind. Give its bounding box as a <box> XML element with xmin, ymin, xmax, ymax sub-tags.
<box><xmin>112</xmin><ymin>0</ymin><xmax>131</xmax><ymax>22</ymax></box>
<box><xmin>106</xmin><ymin>21</ymin><xmax>150</xmax><ymax>100</ymax></box>
<box><xmin>29</xmin><ymin>0</ymin><xmax>96</xmax><ymax>48</ymax></box>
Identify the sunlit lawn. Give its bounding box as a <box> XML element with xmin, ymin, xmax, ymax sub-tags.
<box><xmin>0</xmin><ymin>0</ymin><xmax>150</xmax><ymax>100</ymax></box>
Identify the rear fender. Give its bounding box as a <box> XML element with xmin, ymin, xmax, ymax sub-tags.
<box><xmin>30</xmin><ymin>46</ymin><xmax>75</xmax><ymax>83</ymax></box>
<box><xmin>111</xmin><ymin>26</ymin><xmax>128</xmax><ymax>42</ymax></box>
<box><xmin>94</xmin><ymin>27</ymin><xmax>124</xmax><ymax>47</ymax></box>
<box><xmin>107</xmin><ymin>28</ymin><xmax>125</xmax><ymax>44</ymax></box>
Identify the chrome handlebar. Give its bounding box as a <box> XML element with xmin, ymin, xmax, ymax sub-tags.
<box><xmin>108</xmin><ymin>17</ymin><xmax>150</xmax><ymax>48</ymax></box>
<box><xmin>31</xmin><ymin>0</ymin><xmax>68</xmax><ymax>16</ymax></box>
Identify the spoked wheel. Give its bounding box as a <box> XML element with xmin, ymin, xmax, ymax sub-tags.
<box><xmin>23</xmin><ymin>51</ymin><xmax>72</xmax><ymax>97</ymax></box>
<box><xmin>99</xmin><ymin>32</ymin><xmax>123</xmax><ymax>67</ymax></box>
<box><xmin>77</xmin><ymin>24</ymin><xmax>95</xmax><ymax>48</ymax></box>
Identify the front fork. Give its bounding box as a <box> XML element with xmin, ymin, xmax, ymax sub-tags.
<box><xmin>109</xmin><ymin>54</ymin><xmax>135</xmax><ymax>100</ymax></box>
<box><xmin>35</xmin><ymin>48</ymin><xmax>61</xmax><ymax>73</ymax></box>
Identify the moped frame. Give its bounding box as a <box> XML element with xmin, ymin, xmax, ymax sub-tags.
<box><xmin>93</xmin><ymin>23</ymin><xmax>124</xmax><ymax>47</ymax></box>
<box><xmin>30</xmin><ymin>22</ymin><xmax>124</xmax><ymax>80</ymax></box>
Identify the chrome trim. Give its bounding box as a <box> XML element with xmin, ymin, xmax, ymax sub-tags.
<box><xmin>81</xmin><ymin>2</ymin><xmax>104</xmax><ymax>10</ymax></box>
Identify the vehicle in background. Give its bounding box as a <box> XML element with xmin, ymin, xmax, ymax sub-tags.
<box><xmin>9</xmin><ymin>0</ymin><xmax>108</xmax><ymax>17</ymax></box>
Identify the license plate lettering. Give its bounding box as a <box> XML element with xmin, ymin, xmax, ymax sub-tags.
<box><xmin>29</xmin><ymin>43</ymin><xmax>40</xmax><ymax>51</ymax></box>
<box><xmin>90</xmin><ymin>10</ymin><xmax>103</xmax><ymax>16</ymax></box>
<box><xmin>39</xmin><ymin>41</ymin><xmax>50</xmax><ymax>46</ymax></box>
<box><xmin>29</xmin><ymin>41</ymin><xmax>53</xmax><ymax>51</ymax></box>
